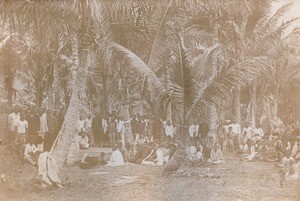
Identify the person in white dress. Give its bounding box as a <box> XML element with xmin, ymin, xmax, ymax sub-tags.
<box><xmin>106</xmin><ymin>144</ymin><xmax>124</xmax><ymax>166</ymax></box>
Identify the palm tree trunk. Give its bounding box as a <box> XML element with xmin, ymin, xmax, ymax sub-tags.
<box><xmin>208</xmin><ymin>19</ymin><xmax>219</xmax><ymax>136</ymax></box>
<box><xmin>233</xmin><ymin>87</ymin><xmax>241</xmax><ymax>124</ymax></box>
<box><xmin>53</xmin><ymin>62</ymin><xmax>60</xmax><ymax>111</ymax></box>
<box><xmin>250</xmin><ymin>79</ymin><xmax>257</xmax><ymax>127</ymax></box>
<box><xmin>51</xmin><ymin>38</ymin><xmax>90</xmax><ymax>168</ymax></box>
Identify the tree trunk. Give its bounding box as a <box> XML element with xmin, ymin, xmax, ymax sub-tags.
<box><xmin>53</xmin><ymin>62</ymin><xmax>60</xmax><ymax>111</ymax></box>
<box><xmin>250</xmin><ymin>80</ymin><xmax>257</xmax><ymax>127</ymax></box>
<box><xmin>233</xmin><ymin>87</ymin><xmax>241</xmax><ymax>125</ymax></box>
<box><xmin>208</xmin><ymin>19</ymin><xmax>219</xmax><ymax>136</ymax></box>
<box><xmin>295</xmin><ymin>86</ymin><xmax>300</xmax><ymax>126</ymax></box>
<box><xmin>51</xmin><ymin>41</ymin><xmax>90</xmax><ymax>168</ymax></box>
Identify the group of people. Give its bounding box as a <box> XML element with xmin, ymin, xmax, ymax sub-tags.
<box><xmin>6</xmin><ymin>107</ymin><xmax>64</xmax><ymax>155</ymax></box>
<box><xmin>4</xmin><ymin>106</ymin><xmax>299</xmax><ymax>185</ymax></box>
<box><xmin>74</xmin><ymin>112</ymin><xmax>183</xmax><ymax>150</ymax></box>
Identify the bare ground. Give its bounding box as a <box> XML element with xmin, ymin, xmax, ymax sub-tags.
<box><xmin>1</xmin><ymin>156</ymin><xmax>299</xmax><ymax>201</ymax></box>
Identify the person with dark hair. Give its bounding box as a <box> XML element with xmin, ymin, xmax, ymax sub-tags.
<box><xmin>7</xmin><ymin>108</ymin><xmax>20</xmax><ymax>144</ymax></box>
<box><xmin>92</xmin><ymin>113</ymin><xmax>102</xmax><ymax>146</ymax></box>
<box><xmin>106</xmin><ymin>144</ymin><xmax>124</xmax><ymax>166</ymax></box>
<box><xmin>26</xmin><ymin>108</ymin><xmax>40</xmax><ymax>140</ymax></box>
<box><xmin>24</xmin><ymin>137</ymin><xmax>41</xmax><ymax>166</ymax></box>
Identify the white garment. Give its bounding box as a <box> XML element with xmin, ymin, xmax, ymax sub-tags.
<box><xmin>37</xmin><ymin>152</ymin><xmax>62</xmax><ymax>187</ymax></box>
<box><xmin>8</xmin><ymin>112</ymin><xmax>20</xmax><ymax>131</ymax></box>
<box><xmin>24</xmin><ymin>143</ymin><xmax>38</xmax><ymax>158</ymax></box>
<box><xmin>165</xmin><ymin>125</ymin><xmax>175</xmax><ymax>137</ymax></box>
<box><xmin>253</xmin><ymin>127</ymin><xmax>264</xmax><ymax>137</ymax></box>
<box><xmin>76</xmin><ymin>119</ymin><xmax>86</xmax><ymax>132</ymax></box>
<box><xmin>40</xmin><ymin>113</ymin><xmax>48</xmax><ymax>133</ymax></box>
<box><xmin>230</xmin><ymin>123</ymin><xmax>241</xmax><ymax>135</ymax></box>
<box><xmin>188</xmin><ymin>124</ymin><xmax>199</xmax><ymax>137</ymax></box>
<box><xmin>107</xmin><ymin>149</ymin><xmax>124</xmax><ymax>166</ymax></box>
<box><xmin>102</xmin><ymin>119</ymin><xmax>108</xmax><ymax>133</ymax></box>
<box><xmin>155</xmin><ymin>149</ymin><xmax>165</xmax><ymax>166</ymax></box>
<box><xmin>85</xmin><ymin>118</ymin><xmax>93</xmax><ymax>129</ymax></box>
<box><xmin>16</xmin><ymin>119</ymin><xmax>28</xmax><ymax>134</ymax></box>
<box><xmin>291</xmin><ymin>143</ymin><xmax>298</xmax><ymax>158</ymax></box>
<box><xmin>116</xmin><ymin>120</ymin><xmax>124</xmax><ymax>133</ymax></box>
<box><xmin>243</xmin><ymin>127</ymin><xmax>253</xmax><ymax>140</ymax></box>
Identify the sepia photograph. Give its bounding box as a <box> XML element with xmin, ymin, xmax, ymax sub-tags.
<box><xmin>0</xmin><ymin>0</ymin><xmax>299</xmax><ymax>200</ymax></box>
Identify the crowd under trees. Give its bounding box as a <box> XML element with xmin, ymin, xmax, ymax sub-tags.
<box><xmin>0</xmin><ymin>0</ymin><xmax>299</xmax><ymax>171</ymax></box>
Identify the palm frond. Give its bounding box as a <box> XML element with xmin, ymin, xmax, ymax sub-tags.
<box><xmin>167</xmin><ymin>37</ymin><xmax>194</xmax><ymax>114</ymax></box>
<box><xmin>187</xmin><ymin>56</ymin><xmax>270</xmax><ymax>118</ymax></box>
<box><xmin>111</xmin><ymin>42</ymin><xmax>170</xmax><ymax>104</ymax></box>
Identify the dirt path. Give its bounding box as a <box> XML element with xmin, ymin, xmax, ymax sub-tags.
<box><xmin>1</xmin><ymin>157</ymin><xmax>299</xmax><ymax>201</ymax></box>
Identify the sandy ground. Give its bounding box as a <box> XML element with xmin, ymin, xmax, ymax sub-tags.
<box><xmin>1</xmin><ymin>155</ymin><xmax>299</xmax><ymax>201</ymax></box>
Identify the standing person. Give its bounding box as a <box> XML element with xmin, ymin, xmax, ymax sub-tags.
<box><xmin>108</xmin><ymin>116</ymin><xmax>117</xmax><ymax>143</ymax></box>
<box><xmin>7</xmin><ymin>108</ymin><xmax>20</xmax><ymax>144</ymax></box>
<box><xmin>116</xmin><ymin>117</ymin><xmax>124</xmax><ymax>142</ymax></box>
<box><xmin>131</xmin><ymin>114</ymin><xmax>138</xmax><ymax>142</ymax></box>
<box><xmin>26</xmin><ymin>108</ymin><xmax>40</xmax><ymax>140</ymax></box>
<box><xmin>39</xmin><ymin>109</ymin><xmax>48</xmax><ymax>139</ymax></box>
<box><xmin>252</xmin><ymin>123</ymin><xmax>264</xmax><ymax>144</ymax></box>
<box><xmin>230</xmin><ymin>119</ymin><xmax>241</xmax><ymax>152</ymax></box>
<box><xmin>242</xmin><ymin>122</ymin><xmax>253</xmax><ymax>146</ymax></box>
<box><xmin>165</xmin><ymin>120</ymin><xmax>175</xmax><ymax>141</ymax></box>
<box><xmin>15</xmin><ymin>114</ymin><xmax>28</xmax><ymax>145</ymax></box>
<box><xmin>76</xmin><ymin>115</ymin><xmax>86</xmax><ymax>133</ymax></box>
<box><xmin>85</xmin><ymin>114</ymin><xmax>94</xmax><ymax>147</ymax></box>
<box><xmin>92</xmin><ymin>113</ymin><xmax>102</xmax><ymax>146</ymax></box>
<box><xmin>143</xmin><ymin>116</ymin><xmax>152</xmax><ymax>143</ymax></box>
<box><xmin>188</xmin><ymin>121</ymin><xmax>199</xmax><ymax>143</ymax></box>
<box><xmin>45</xmin><ymin>110</ymin><xmax>57</xmax><ymax>151</ymax></box>
<box><xmin>102</xmin><ymin>116</ymin><xmax>109</xmax><ymax>144</ymax></box>
<box><xmin>219</xmin><ymin>120</ymin><xmax>230</xmax><ymax>152</ymax></box>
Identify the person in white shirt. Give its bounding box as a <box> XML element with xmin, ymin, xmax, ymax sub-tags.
<box><xmin>24</xmin><ymin>138</ymin><xmax>41</xmax><ymax>166</ymax></box>
<box><xmin>76</xmin><ymin>115</ymin><xmax>86</xmax><ymax>133</ymax></box>
<box><xmin>165</xmin><ymin>120</ymin><xmax>175</xmax><ymax>139</ymax></box>
<box><xmin>188</xmin><ymin>121</ymin><xmax>199</xmax><ymax>142</ymax></box>
<box><xmin>106</xmin><ymin>144</ymin><xmax>124</xmax><ymax>166</ymax></box>
<box><xmin>85</xmin><ymin>114</ymin><xmax>94</xmax><ymax>146</ymax></box>
<box><xmin>252</xmin><ymin>123</ymin><xmax>264</xmax><ymax>143</ymax></box>
<box><xmin>7</xmin><ymin>108</ymin><xmax>20</xmax><ymax>143</ymax></box>
<box><xmin>230</xmin><ymin>120</ymin><xmax>241</xmax><ymax>151</ymax></box>
<box><xmin>15</xmin><ymin>114</ymin><xmax>28</xmax><ymax>145</ymax></box>
<box><xmin>116</xmin><ymin>117</ymin><xmax>125</xmax><ymax>142</ymax></box>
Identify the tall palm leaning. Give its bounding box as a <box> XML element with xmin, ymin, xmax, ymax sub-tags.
<box><xmin>112</xmin><ymin>34</ymin><xmax>270</xmax><ymax>174</ymax></box>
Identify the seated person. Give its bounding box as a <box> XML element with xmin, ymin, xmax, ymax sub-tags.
<box><xmin>80</xmin><ymin>152</ymin><xmax>106</xmax><ymax>169</ymax></box>
<box><xmin>207</xmin><ymin>143</ymin><xmax>224</xmax><ymax>165</ymax></box>
<box><xmin>278</xmin><ymin>157</ymin><xmax>299</xmax><ymax>181</ymax></box>
<box><xmin>117</xmin><ymin>140</ymin><xmax>128</xmax><ymax>163</ymax></box>
<box><xmin>24</xmin><ymin>137</ymin><xmax>41</xmax><ymax>166</ymax></box>
<box><xmin>195</xmin><ymin>144</ymin><xmax>203</xmax><ymax>161</ymax></box>
<box><xmin>106</xmin><ymin>144</ymin><xmax>124</xmax><ymax>166</ymax></box>
<box><xmin>237</xmin><ymin>140</ymin><xmax>249</xmax><ymax>157</ymax></box>
<box><xmin>241</xmin><ymin>142</ymin><xmax>258</xmax><ymax>162</ymax></box>
<box><xmin>35</xmin><ymin>136</ymin><xmax>44</xmax><ymax>153</ymax></box>
<box><xmin>186</xmin><ymin>142</ymin><xmax>197</xmax><ymax>161</ymax></box>
<box><xmin>78</xmin><ymin>131</ymin><xmax>89</xmax><ymax>150</ymax></box>
<box><xmin>36</xmin><ymin>146</ymin><xmax>62</xmax><ymax>189</ymax></box>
